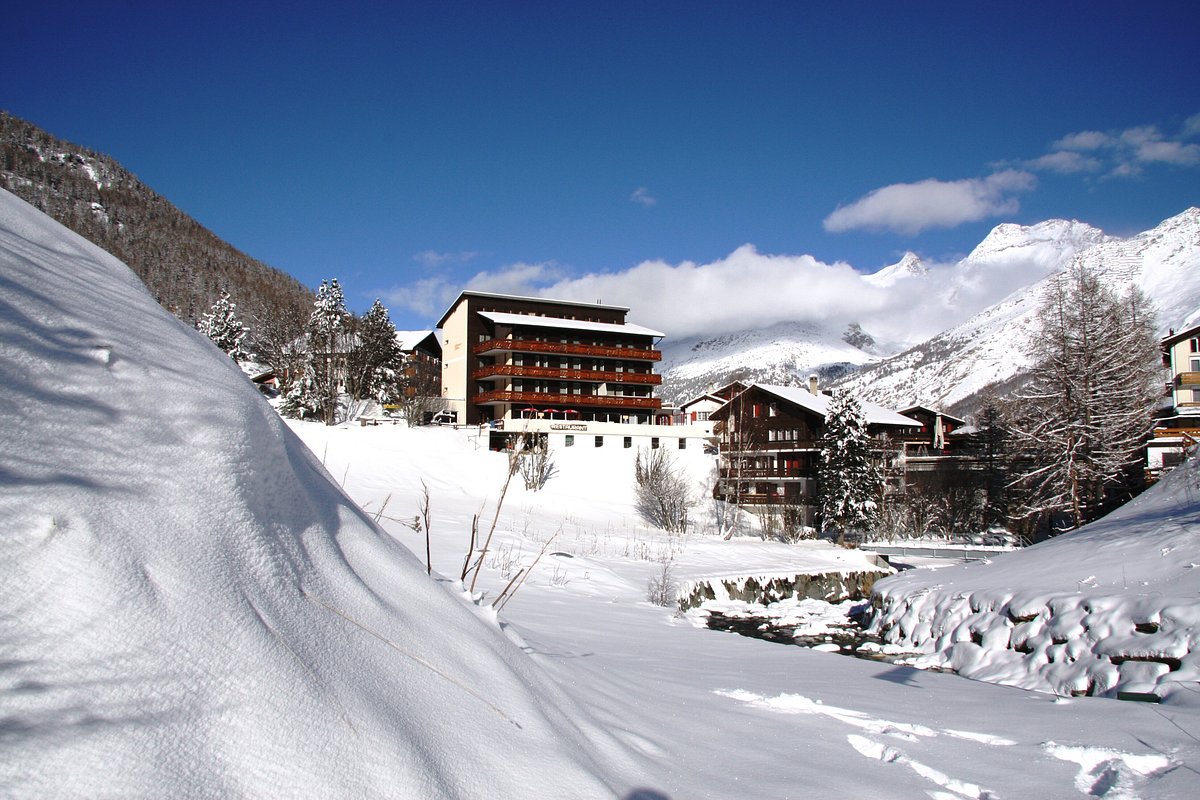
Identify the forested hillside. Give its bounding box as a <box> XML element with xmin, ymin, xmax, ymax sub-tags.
<box><xmin>0</xmin><ymin>111</ymin><xmax>312</xmax><ymax>327</ymax></box>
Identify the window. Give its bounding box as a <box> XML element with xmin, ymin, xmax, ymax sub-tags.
<box><xmin>1191</xmin><ymin>358</ymin><xmax>1200</xmax><ymax>372</ymax></box>
<box><xmin>678</xmin><ymin>438</ymin><xmax>687</xmax><ymax>450</ymax></box>
<box><xmin>624</xmin><ymin>436</ymin><xmax>632</xmax><ymax>448</ymax></box>
<box><xmin>768</xmin><ymin>403</ymin><xmax>778</xmax><ymax>417</ymax></box>
<box><xmin>565</xmin><ymin>435</ymin><xmax>574</xmax><ymax>447</ymax></box>
<box><xmin>1192</xmin><ymin>338</ymin><xmax>1199</xmax><ymax>353</ymax></box>
<box><xmin>752</xmin><ymin>403</ymin><xmax>763</xmax><ymax>418</ymax></box>
<box><xmin>595</xmin><ymin>436</ymin><xmax>604</xmax><ymax>448</ymax></box>
<box><xmin>651</xmin><ymin>437</ymin><xmax>659</xmax><ymax>449</ymax></box>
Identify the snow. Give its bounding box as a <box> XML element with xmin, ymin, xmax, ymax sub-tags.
<box><xmin>838</xmin><ymin>209</ymin><xmax>1200</xmax><ymax>410</ymax></box>
<box><xmin>5</xmin><ymin>185</ymin><xmax>1200</xmax><ymax>798</ymax></box>
<box><xmin>478</xmin><ymin>310</ymin><xmax>665</xmax><ymax>339</ymax></box>
<box><xmin>870</xmin><ymin>452</ymin><xmax>1200</xmax><ymax>702</ymax></box>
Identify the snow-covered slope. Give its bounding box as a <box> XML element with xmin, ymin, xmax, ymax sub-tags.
<box><xmin>658</xmin><ymin>320</ymin><xmax>880</xmax><ymax>404</ymax></box>
<box><xmin>862</xmin><ymin>251</ymin><xmax>928</xmax><ymax>288</ymax></box>
<box><xmin>835</xmin><ymin>208</ymin><xmax>1200</xmax><ymax>411</ymax></box>
<box><xmin>660</xmin><ymin>218</ymin><xmax>1113</xmax><ymax>405</ymax></box>
<box><xmin>869</xmin><ymin>451</ymin><xmax>1200</xmax><ymax>701</ymax></box>
<box><xmin>0</xmin><ymin>188</ymin><xmax>622</xmax><ymax>797</ymax></box>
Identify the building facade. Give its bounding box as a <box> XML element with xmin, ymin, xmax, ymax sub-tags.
<box><xmin>1149</xmin><ymin>323</ymin><xmax>1200</xmax><ymax>476</ymax></box>
<box><xmin>437</xmin><ymin>291</ymin><xmax>666</xmax><ymax>427</ymax></box>
<box><xmin>710</xmin><ymin>382</ymin><xmax>917</xmax><ymax>528</ymax></box>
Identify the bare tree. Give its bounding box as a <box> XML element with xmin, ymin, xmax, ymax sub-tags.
<box><xmin>1008</xmin><ymin>262</ymin><xmax>1161</xmax><ymax>533</ymax></box>
<box><xmin>517</xmin><ymin>434</ymin><xmax>557</xmax><ymax>490</ymax></box>
<box><xmin>634</xmin><ymin>447</ymin><xmax>693</xmax><ymax>535</ymax></box>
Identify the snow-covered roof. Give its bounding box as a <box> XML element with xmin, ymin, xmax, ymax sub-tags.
<box><xmin>752</xmin><ymin>383</ymin><xmax>918</xmax><ymax>428</ymax></box>
<box><xmin>479</xmin><ymin>310</ymin><xmax>665</xmax><ymax>339</ymax></box>
<box><xmin>898</xmin><ymin>405</ymin><xmax>968</xmax><ymax>426</ymax></box>
<box><xmin>394</xmin><ymin>329</ymin><xmax>440</xmax><ymax>353</ymax></box>
<box><xmin>680</xmin><ymin>393</ymin><xmax>725</xmax><ymax>410</ymax></box>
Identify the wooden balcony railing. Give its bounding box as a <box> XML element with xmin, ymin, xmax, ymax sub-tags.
<box><xmin>471</xmin><ymin>364</ymin><xmax>662</xmax><ymax>385</ymax></box>
<box><xmin>473</xmin><ymin>390</ymin><xmax>662</xmax><ymax>410</ymax></box>
<box><xmin>474</xmin><ymin>338</ymin><xmax>662</xmax><ymax>361</ymax></box>
<box><xmin>718</xmin><ymin>468</ymin><xmax>811</xmax><ymax>480</ymax></box>
<box><xmin>1177</xmin><ymin>371</ymin><xmax>1200</xmax><ymax>386</ymax></box>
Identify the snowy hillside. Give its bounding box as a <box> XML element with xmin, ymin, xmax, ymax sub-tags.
<box><xmin>869</xmin><ymin>451</ymin><xmax>1200</xmax><ymax>702</ymax></box>
<box><xmin>660</xmin><ymin>218</ymin><xmax>1113</xmax><ymax>404</ymax></box>
<box><xmin>0</xmin><ymin>188</ymin><xmax>622</xmax><ymax>797</ymax></box>
<box><xmin>835</xmin><ymin>208</ymin><xmax>1200</xmax><ymax>412</ymax></box>
<box><xmin>658</xmin><ymin>320</ymin><xmax>880</xmax><ymax>404</ymax></box>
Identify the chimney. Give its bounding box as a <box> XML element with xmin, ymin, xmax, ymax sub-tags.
<box><xmin>807</xmin><ymin>374</ymin><xmax>819</xmax><ymax>395</ymax></box>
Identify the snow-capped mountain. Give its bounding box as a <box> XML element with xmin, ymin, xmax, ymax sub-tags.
<box><xmin>833</xmin><ymin>208</ymin><xmax>1200</xmax><ymax>413</ymax></box>
<box><xmin>658</xmin><ymin>320</ymin><xmax>882</xmax><ymax>405</ymax></box>
<box><xmin>659</xmin><ymin>217</ymin><xmax>1117</xmax><ymax>405</ymax></box>
<box><xmin>862</xmin><ymin>251</ymin><xmax>927</xmax><ymax>288</ymax></box>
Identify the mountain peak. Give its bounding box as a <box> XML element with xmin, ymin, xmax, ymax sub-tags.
<box><xmin>864</xmin><ymin>251</ymin><xmax>927</xmax><ymax>287</ymax></box>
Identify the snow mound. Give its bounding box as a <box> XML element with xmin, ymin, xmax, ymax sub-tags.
<box><xmin>0</xmin><ymin>188</ymin><xmax>623</xmax><ymax>797</ymax></box>
<box><xmin>869</xmin><ymin>453</ymin><xmax>1200</xmax><ymax>702</ymax></box>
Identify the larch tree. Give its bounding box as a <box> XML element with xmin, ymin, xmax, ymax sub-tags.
<box><xmin>1007</xmin><ymin>262</ymin><xmax>1161</xmax><ymax>534</ymax></box>
<box><xmin>817</xmin><ymin>389</ymin><xmax>881</xmax><ymax>544</ymax></box>
<box><xmin>197</xmin><ymin>290</ymin><xmax>247</xmax><ymax>361</ymax></box>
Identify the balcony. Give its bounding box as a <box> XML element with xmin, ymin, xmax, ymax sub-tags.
<box><xmin>1177</xmin><ymin>371</ymin><xmax>1200</xmax><ymax>386</ymax></box>
<box><xmin>471</xmin><ymin>364</ymin><xmax>662</xmax><ymax>385</ymax></box>
<box><xmin>718</xmin><ymin>468</ymin><xmax>811</xmax><ymax>480</ymax></box>
<box><xmin>473</xmin><ymin>390</ymin><xmax>662</xmax><ymax>410</ymax></box>
<box><xmin>474</xmin><ymin>338</ymin><xmax>662</xmax><ymax>361</ymax></box>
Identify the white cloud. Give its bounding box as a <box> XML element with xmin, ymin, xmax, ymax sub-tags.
<box><xmin>630</xmin><ymin>187</ymin><xmax>657</xmax><ymax>207</ymax></box>
<box><xmin>1044</xmin><ymin>120</ymin><xmax>1200</xmax><ymax>178</ymax></box>
<box><xmin>1184</xmin><ymin>113</ymin><xmax>1200</xmax><ymax>138</ymax></box>
<box><xmin>381</xmin><ymin>243</ymin><xmax>1041</xmax><ymax>347</ymax></box>
<box><xmin>412</xmin><ymin>250</ymin><xmax>481</xmax><ymax>268</ymax></box>
<box><xmin>1052</xmin><ymin>130</ymin><xmax>1114</xmax><ymax>151</ymax></box>
<box><xmin>822</xmin><ymin>170</ymin><xmax>1036</xmax><ymax>235</ymax></box>
<box><xmin>380</xmin><ymin>276</ymin><xmax>460</xmax><ymax>319</ymax></box>
<box><xmin>1021</xmin><ymin>151</ymin><xmax>1101</xmax><ymax>174</ymax></box>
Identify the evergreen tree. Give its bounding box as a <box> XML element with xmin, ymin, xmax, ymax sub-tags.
<box><xmin>817</xmin><ymin>389</ymin><xmax>881</xmax><ymax>543</ymax></box>
<box><xmin>281</xmin><ymin>279</ymin><xmax>350</xmax><ymax>424</ymax></box>
<box><xmin>346</xmin><ymin>299</ymin><xmax>403</xmax><ymax>403</ymax></box>
<box><xmin>1008</xmin><ymin>263</ymin><xmax>1161</xmax><ymax>533</ymax></box>
<box><xmin>197</xmin><ymin>290</ymin><xmax>247</xmax><ymax>360</ymax></box>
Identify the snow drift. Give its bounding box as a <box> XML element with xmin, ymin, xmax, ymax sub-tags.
<box><xmin>868</xmin><ymin>453</ymin><xmax>1200</xmax><ymax>702</ymax></box>
<box><xmin>0</xmin><ymin>188</ymin><xmax>626</xmax><ymax>797</ymax></box>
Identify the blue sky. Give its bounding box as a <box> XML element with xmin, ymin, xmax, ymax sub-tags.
<box><xmin>4</xmin><ymin>1</ymin><xmax>1199</xmax><ymax>337</ymax></box>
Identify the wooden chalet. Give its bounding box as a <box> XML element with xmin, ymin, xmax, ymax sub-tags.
<box><xmin>710</xmin><ymin>381</ymin><xmax>917</xmax><ymax>527</ymax></box>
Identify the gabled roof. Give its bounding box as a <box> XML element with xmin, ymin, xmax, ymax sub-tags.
<box><xmin>740</xmin><ymin>383</ymin><xmax>918</xmax><ymax>428</ymax></box>
<box><xmin>680</xmin><ymin>393</ymin><xmax>726</xmax><ymax>410</ymax></box>
<box><xmin>395</xmin><ymin>330</ymin><xmax>441</xmax><ymax>357</ymax></box>
<box><xmin>478</xmin><ymin>310</ymin><xmax>664</xmax><ymax>339</ymax></box>
<box><xmin>1162</xmin><ymin>323</ymin><xmax>1200</xmax><ymax>349</ymax></box>
<box><xmin>898</xmin><ymin>405</ymin><xmax>967</xmax><ymax>426</ymax></box>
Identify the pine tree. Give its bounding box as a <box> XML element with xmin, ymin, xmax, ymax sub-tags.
<box><xmin>817</xmin><ymin>389</ymin><xmax>881</xmax><ymax>543</ymax></box>
<box><xmin>281</xmin><ymin>279</ymin><xmax>350</xmax><ymax>424</ymax></box>
<box><xmin>197</xmin><ymin>290</ymin><xmax>247</xmax><ymax>360</ymax></box>
<box><xmin>1008</xmin><ymin>262</ymin><xmax>1161</xmax><ymax>533</ymax></box>
<box><xmin>346</xmin><ymin>299</ymin><xmax>403</xmax><ymax>403</ymax></box>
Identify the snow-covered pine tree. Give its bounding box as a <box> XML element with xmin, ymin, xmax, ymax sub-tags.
<box><xmin>197</xmin><ymin>290</ymin><xmax>247</xmax><ymax>361</ymax></box>
<box><xmin>346</xmin><ymin>299</ymin><xmax>403</xmax><ymax>404</ymax></box>
<box><xmin>817</xmin><ymin>389</ymin><xmax>881</xmax><ymax>544</ymax></box>
<box><xmin>1008</xmin><ymin>262</ymin><xmax>1160</xmax><ymax>533</ymax></box>
<box><xmin>284</xmin><ymin>278</ymin><xmax>350</xmax><ymax>424</ymax></box>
